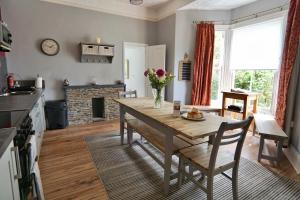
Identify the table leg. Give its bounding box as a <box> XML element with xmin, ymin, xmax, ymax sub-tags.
<box><xmin>127</xmin><ymin>125</ymin><xmax>133</xmax><ymax>147</ymax></box>
<box><xmin>277</xmin><ymin>139</ymin><xmax>284</xmax><ymax>163</ymax></box>
<box><xmin>253</xmin><ymin>98</ymin><xmax>258</xmax><ymax>113</ymax></box>
<box><xmin>120</xmin><ymin>105</ymin><xmax>125</xmax><ymax>145</ymax></box>
<box><xmin>242</xmin><ymin>98</ymin><xmax>248</xmax><ymax>120</ymax></box>
<box><xmin>163</xmin><ymin>133</ymin><xmax>173</xmax><ymax>195</ymax></box>
<box><xmin>221</xmin><ymin>95</ymin><xmax>226</xmax><ymax>117</ymax></box>
<box><xmin>258</xmin><ymin>135</ymin><xmax>264</xmax><ymax>162</ymax></box>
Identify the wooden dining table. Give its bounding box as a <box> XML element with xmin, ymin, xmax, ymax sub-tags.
<box><xmin>115</xmin><ymin>98</ymin><xmax>232</xmax><ymax>194</ymax></box>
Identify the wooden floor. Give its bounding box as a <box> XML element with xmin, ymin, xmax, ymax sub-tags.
<box><xmin>39</xmin><ymin>120</ymin><xmax>300</xmax><ymax>200</ymax></box>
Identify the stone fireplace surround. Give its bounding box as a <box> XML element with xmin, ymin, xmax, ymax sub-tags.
<box><xmin>64</xmin><ymin>84</ymin><xmax>125</xmax><ymax>125</ymax></box>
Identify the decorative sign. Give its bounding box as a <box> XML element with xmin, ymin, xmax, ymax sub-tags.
<box><xmin>178</xmin><ymin>53</ymin><xmax>191</xmax><ymax>81</ymax></box>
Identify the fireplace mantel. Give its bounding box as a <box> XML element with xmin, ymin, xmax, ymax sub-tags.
<box><xmin>64</xmin><ymin>83</ymin><xmax>125</xmax><ymax>90</ymax></box>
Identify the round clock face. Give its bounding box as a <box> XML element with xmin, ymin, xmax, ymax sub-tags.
<box><xmin>41</xmin><ymin>39</ymin><xmax>60</xmax><ymax>56</ymax></box>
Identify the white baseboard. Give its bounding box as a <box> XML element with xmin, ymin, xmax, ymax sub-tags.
<box><xmin>284</xmin><ymin>146</ymin><xmax>300</xmax><ymax>174</ymax></box>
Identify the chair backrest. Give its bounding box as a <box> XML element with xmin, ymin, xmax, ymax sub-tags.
<box><xmin>208</xmin><ymin>116</ymin><xmax>254</xmax><ymax>172</ymax></box>
<box><xmin>118</xmin><ymin>90</ymin><xmax>137</xmax><ymax>99</ymax></box>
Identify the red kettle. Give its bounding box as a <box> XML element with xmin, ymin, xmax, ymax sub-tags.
<box><xmin>7</xmin><ymin>73</ymin><xmax>14</xmax><ymax>89</ymax></box>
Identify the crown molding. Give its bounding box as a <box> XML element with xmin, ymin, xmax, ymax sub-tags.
<box><xmin>41</xmin><ymin>0</ymin><xmax>195</xmax><ymax>22</ymax></box>
<box><xmin>41</xmin><ymin>0</ymin><xmax>157</xmax><ymax>21</ymax></box>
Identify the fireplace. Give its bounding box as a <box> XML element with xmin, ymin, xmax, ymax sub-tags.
<box><xmin>64</xmin><ymin>84</ymin><xmax>125</xmax><ymax>125</ymax></box>
<box><xmin>92</xmin><ymin>97</ymin><xmax>105</xmax><ymax>120</ymax></box>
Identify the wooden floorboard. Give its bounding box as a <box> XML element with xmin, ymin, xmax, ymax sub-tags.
<box><xmin>39</xmin><ymin>120</ymin><xmax>300</xmax><ymax>200</ymax></box>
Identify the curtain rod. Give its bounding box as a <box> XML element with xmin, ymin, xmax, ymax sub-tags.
<box><xmin>192</xmin><ymin>3</ymin><xmax>289</xmax><ymax>25</ymax></box>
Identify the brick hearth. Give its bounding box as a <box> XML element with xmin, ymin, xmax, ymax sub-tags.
<box><xmin>64</xmin><ymin>84</ymin><xmax>125</xmax><ymax>125</ymax></box>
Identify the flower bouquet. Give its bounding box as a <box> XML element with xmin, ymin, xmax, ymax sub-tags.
<box><xmin>144</xmin><ymin>68</ymin><xmax>174</xmax><ymax>108</ymax></box>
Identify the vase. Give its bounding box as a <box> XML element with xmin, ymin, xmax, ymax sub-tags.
<box><xmin>152</xmin><ymin>88</ymin><xmax>163</xmax><ymax>109</ymax></box>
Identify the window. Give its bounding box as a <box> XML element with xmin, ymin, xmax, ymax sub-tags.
<box><xmin>211</xmin><ymin>31</ymin><xmax>226</xmax><ymax>105</ymax></box>
<box><xmin>233</xmin><ymin>70</ymin><xmax>277</xmax><ymax>113</ymax></box>
<box><xmin>229</xmin><ymin>18</ymin><xmax>285</xmax><ymax>114</ymax></box>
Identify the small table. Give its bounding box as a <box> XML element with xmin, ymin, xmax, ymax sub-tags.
<box><xmin>221</xmin><ymin>91</ymin><xmax>259</xmax><ymax>119</ymax></box>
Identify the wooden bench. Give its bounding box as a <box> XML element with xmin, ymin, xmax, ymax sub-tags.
<box><xmin>254</xmin><ymin>114</ymin><xmax>288</xmax><ymax>163</ymax></box>
<box><xmin>126</xmin><ymin>119</ymin><xmax>191</xmax><ymax>154</ymax></box>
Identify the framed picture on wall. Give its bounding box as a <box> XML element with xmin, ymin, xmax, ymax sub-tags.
<box><xmin>178</xmin><ymin>53</ymin><xmax>191</xmax><ymax>81</ymax></box>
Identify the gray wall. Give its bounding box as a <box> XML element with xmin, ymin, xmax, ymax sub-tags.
<box><xmin>173</xmin><ymin>10</ymin><xmax>231</xmax><ymax>104</ymax></box>
<box><xmin>0</xmin><ymin>0</ymin><xmax>157</xmax><ymax>100</ymax></box>
<box><xmin>289</xmin><ymin>46</ymin><xmax>300</xmax><ymax>152</ymax></box>
<box><xmin>157</xmin><ymin>15</ymin><xmax>176</xmax><ymax>101</ymax></box>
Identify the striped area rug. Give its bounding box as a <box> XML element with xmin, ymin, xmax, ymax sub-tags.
<box><xmin>85</xmin><ymin>132</ymin><xmax>300</xmax><ymax>200</ymax></box>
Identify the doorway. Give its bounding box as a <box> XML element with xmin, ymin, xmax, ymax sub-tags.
<box><xmin>123</xmin><ymin>42</ymin><xmax>166</xmax><ymax>98</ymax></box>
<box><xmin>123</xmin><ymin>42</ymin><xmax>147</xmax><ymax>97</ymax></box>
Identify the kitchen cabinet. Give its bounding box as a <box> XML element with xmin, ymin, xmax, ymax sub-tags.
<box><xmin>30</xmin><ymin>94</ymin><xmax>46</xmax><ymax>156</ymax></box>
<box><xmin>0</xmin><ymin>140</ymin><xmax>21</xmax><ymax>200</ymax></box>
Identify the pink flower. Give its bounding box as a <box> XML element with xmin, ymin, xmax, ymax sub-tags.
<box><xmin>156</xmin><ymin>69</ymin><xmax>165</xmax><ymax>77</ymax></box>
<box><xmin>144</xmin><ymin>70</ymin><xmax>149</xmax><ymax>77</ymax></box>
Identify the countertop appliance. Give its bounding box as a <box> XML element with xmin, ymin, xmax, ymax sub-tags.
<box><xmin>0</xmin><ymin>21</ymin><xmax>12</xmax><ymax>52</ymax></box>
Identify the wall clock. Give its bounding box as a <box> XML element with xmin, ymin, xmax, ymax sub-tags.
<box><xmin>41</xmin><ymin>39</ymin><xmax>60</xmax><ymax>56</ymax></box>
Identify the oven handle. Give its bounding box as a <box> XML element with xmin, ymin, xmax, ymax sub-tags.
<box><xmin>11</xmin><ymin>146</ymin><xmax>22</xmax><ymax>179</ymax></box>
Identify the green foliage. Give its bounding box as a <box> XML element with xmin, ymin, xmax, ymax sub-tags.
<box><xmin>211</xmin><ymin>69</ymin><xmax>219</xmax><ymax>100</ymax></box>
<box><xmin>234</xmin><ymin>70</ymin><xmax>275</xmax><ymax>108</ymax></box>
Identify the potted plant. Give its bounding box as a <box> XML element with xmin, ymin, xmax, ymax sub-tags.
<box><xmin>144</xmin><ymin>68</ymin><xmax>174</xmax><ymax>108</ymax></box>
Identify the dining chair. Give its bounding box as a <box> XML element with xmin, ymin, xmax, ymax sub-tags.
<box><xmin>118</xmin><ymin>90</ymin><xmax>138</xmax><ymax>144</ymax></box>
<box><xmin>178</xmin><ymin>116</ymin><xmax>253</xmax><ymax>200</ymax></box>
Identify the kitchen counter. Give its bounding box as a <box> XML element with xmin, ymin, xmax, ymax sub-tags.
<box><xmin>0</xmin><ymin>89</ymin><xmax>44</xmax><ymax>158</ymax></box>
<box><xmin>0</xmin><ymin>89</ymin><xmax>44</xmax><ymax>111</ymax></box>
<box><xmin>0</xmin><ymin>128</ymin><xmax>16</xmax><ymax>158</ymax></box>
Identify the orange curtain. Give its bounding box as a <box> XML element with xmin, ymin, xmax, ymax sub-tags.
<box><xmin>191</xmin><ymin>23</ymin><xmax>215</xmax><ymax>105</ymax></box>
<box><xmin>276</xmin><ymin>0</ymin><xmax>300</xmax><ymax>127</ymax></box>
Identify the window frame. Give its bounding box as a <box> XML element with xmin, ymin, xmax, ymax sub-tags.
<box><xmin>221</xmin><ymin>11</ymin><xmax>288</xmax><ymax>115</ymax></box>
<box><xmin>211</xmin><ymin>25</ymin><xmax>231</xmax><ymax>106</ymax></box>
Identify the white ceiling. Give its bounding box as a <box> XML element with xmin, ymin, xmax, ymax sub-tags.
<box><xmin>117</xmin><ymin>0</ymin><xmax>171</xmax><ymax>8</ymax></box>
<box><xmin>41</xmin><ymin>0</ymin><xmax>194</xmax><ymax>21</ymax></box>
<box><xmin>181</xmin><ymin>0</ymin><xmax>258</xmax><ymax>10</ymax></box>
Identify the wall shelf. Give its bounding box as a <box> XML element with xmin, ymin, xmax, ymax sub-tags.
<box><xmin>80</xmin><ymin>43</ymin><xmax>115</xmax><ymax>63</ymax></box>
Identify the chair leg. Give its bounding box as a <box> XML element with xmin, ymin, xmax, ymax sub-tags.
<box><xmin>178</xmin><ymin>156</ymin><xmax>184</xmax><ymax>187</ymax></box>
<box><xmin>207</xmin><ymin>176</ymin><xmax>214</xmax><ymax>200</ymax></box>
<box><xmin>232</xmin><ymin>167</ymin><xmax>239</xmax><ymax>200</ymax></box>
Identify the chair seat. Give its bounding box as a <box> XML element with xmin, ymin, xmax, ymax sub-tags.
<box><xmin>127</xmin><ymin>119</ymin><xmax>191</xmax><ymax>153</ymax></box>
<box><xmin>180</xmin><ymin>143</ymin><xmax>235</xmax><ymax>174</ymax></box>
